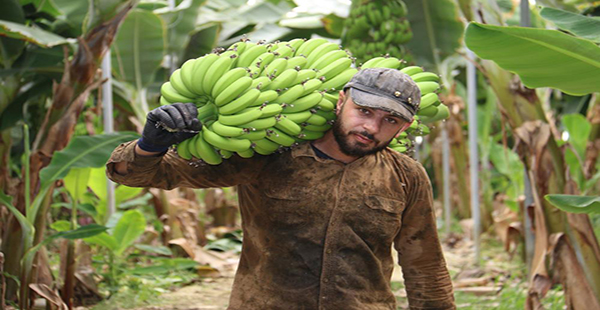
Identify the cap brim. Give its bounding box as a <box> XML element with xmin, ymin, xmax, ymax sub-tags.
<box><xmin>349</xmin><ymin>88</ymin><xmax>414</xmax><ymax>122</ymax></box>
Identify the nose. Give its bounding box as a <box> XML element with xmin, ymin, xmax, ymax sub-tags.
<box><xmin>362</xmin><ymin>117</ymin><xmax>380</xmax><ymax>134</ymax></box>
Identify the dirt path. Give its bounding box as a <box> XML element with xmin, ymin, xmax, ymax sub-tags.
<box><xmin>133</xmin><ymin>234</ymin><xmax>504</xmax><ymax>310</ymax></box>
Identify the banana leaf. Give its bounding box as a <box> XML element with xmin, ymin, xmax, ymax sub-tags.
<box><xmin>465</xmin><ymin>22</ymin><xmax>600</xmax><ymax>96</ymax></box>
<box><xmin>113</xmin><ymin>209</ymin><xmax>146</xmax><ymax>254</ymax></box>
<box><xmin>53</xmin><ymin>0</ymin><xmax>90</xmax><ymax>36</ymax></box>
<box><xmin>0</xmin><ymin>0</ymin><xmax>25</xmax><ymax>66</ymax></box>
<box><xmin>404</xmin><ymin>0</ymin><xmax>464</xmax><ymax>68</ymax></box>
<box><xmin>111</xmin><ymin>9</ymin><xmax>166</xmax><ymax>90</ymax></box>
<box><xmin>39</xmin><ymin>132</ymin><xmax>139</xmax><ymax>187</ymax></box>
<box><xmin>540</xmin><ymin>7</ymin><xmax>600</xmax><ymax>43</ymax></box>
<box><xmin>155</xmin><ymin>0</ymin><xmax>207</xmax><ymax>63</ymax></box>
<box><xmin>0</xmin><ymin>20</ymin><xmax>72</xmax><ymax>47</ymax></box>
<box><xmin>545</xmin><ymin>194</ymin><xmax>600</xmax><ymax>214</ymax></box>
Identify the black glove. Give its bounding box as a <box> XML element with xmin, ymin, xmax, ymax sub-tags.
<box><xmin>137</xmin><ymin>103</ymin><xmax>202</xmax><ymax>153</ymax></box>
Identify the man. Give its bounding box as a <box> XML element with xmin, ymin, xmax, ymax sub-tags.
<box><xmin>107</xmin><ymin>68</ymin><xmax>455</xmax><ymax>309</ymax></box>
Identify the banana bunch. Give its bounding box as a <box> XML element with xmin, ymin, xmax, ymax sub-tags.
<box><xmin>160</xmin><ymin>38</ymin><xmax>354</xmax><ymax>164</ymax></box>
<box><xmin>342</xmin><ymin>0</ymin><xmax>413</xmax><ymax>65</ymax></box>
<box><xmin>160</xmin><ymin>38</ymin><xmax>448</xmax><ymax>164</ymax></box>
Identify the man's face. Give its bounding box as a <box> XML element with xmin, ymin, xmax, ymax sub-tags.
<box><xmin>332</xmin><ymin>93</ymin><xmax>411</xmax><ymax>157</ymax></box>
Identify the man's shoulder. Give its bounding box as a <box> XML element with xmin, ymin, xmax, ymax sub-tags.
<box><xmin>382</xmin><ymin>147</ymin><xmax>427</xmax><ymax>175</ymax></box>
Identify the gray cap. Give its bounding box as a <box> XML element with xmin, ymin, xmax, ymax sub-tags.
<box><xmin>344</xmin><ymin>68</ymin><xmax>420</xmax><ymax>122</ymax></box>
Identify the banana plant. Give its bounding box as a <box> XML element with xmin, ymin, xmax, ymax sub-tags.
<box><xmin>465</xmin><ymin>4</ymin><xmax>600</xmax><ymax>308</ymax></box>
<box><xmin>0</xmin><ymin>125</ymin><xmax>137</xmax><ymax>308</ymax></box>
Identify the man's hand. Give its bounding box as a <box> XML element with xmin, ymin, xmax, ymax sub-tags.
<box><xmin>137</xmin><ymin>103</ymin><xmax>202</xmax><ymax>153</ymax></box>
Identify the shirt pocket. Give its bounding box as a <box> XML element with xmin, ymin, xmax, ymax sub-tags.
<box><xmin>358</xmin><ymin>195</ymin><xmax>405</xmax><ymax>242</ymax></box>
<box><xmin>365</xmin><ymin>195</ymin><xmax>406</xmax><ymax>215</ymax></box>
<box><xmin>263</xmin><ymin>185</ymin><xmax>313</xmax><ymax>227</ymax></box>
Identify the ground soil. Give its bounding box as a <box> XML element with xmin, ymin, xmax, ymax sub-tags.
<box><xmin>129</xmin><ymin>233</ymin><xmax>513</xmax><ymax>310</ymax></box>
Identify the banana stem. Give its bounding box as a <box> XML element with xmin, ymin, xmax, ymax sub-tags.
<box><xmin>197</xmin><ymin>103</ymin><xmax>218</xmax><ymax>124</ymax></box>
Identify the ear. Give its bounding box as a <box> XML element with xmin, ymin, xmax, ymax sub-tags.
<box><xmin>336</xmin><ymin>90</ymin><xmax>346</xmax><ymax>116</ymax></box>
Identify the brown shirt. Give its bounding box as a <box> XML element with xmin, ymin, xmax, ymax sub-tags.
<box><xmin>106</xmin><ymin>140</ymin><xmax>455</xmax><ymax>310</ymax></box>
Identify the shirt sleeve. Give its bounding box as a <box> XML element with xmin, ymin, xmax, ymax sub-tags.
<box><xmin>106</xmin><ymin>139</ymin><xmax>267</xmax><ymax>190</ymax></box>
<box><xmin>394</xmin><ymin>162</ymin><xmax>455</xmax><ymax>310</ymax></box>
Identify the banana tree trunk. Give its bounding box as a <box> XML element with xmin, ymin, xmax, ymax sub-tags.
<box><xmin>0</xmin><ymin>4</ymin><xmax>132</xmax><ymax>304</ymax></box>
<box><xmin>481</xmin><ymin>60</ymin><xmax>600</xmax><ymax>307</ymax></box>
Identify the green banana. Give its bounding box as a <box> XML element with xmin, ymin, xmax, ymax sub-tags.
<box><xmin>306</xmin><ymin>42</ymin><xmax>339</xmax><ymax>68</ymax></box>
<box><xmin>400</xmin><ymin>66</ymin><xmax>424</xmax><ymax>76</ymax></box>
<box><xmin>297</xmin><ymin>130</ymin><xmax>325</xmax><ymax>140</ymax></box>
<box><xmin>262</xmin><ymin>57</ymin><xmax>288</xmax><ymax>78</ymax></box>
<box><xmin>204</xmin><ymin>126</ymin><xmax>252</xmax><ymax>153</ymax></box>
<box><xmin>180</xmin><ymin>58</ymin><xmax>199</xmax><ymax>94</ymax></box>
<box><xmin>243</xmin><ymin>129</ymin><xmax>267</xmax><ymax>140</ymax></box>
<box><xmin>286</xmin><ymin>56</ymin><xmax>308</xmax><ymax>70</ymax></box>
<box><xmin>273</xmin><ymin>84</ymin><xmax>304</xmax><ymax>104</ymax></box>
<box><xmin>282</xmin><ymin>110</ymin><xmax>312</xmax><ymax>124</ymax></box>
<box><xmin>266</xmin><ymin>127</ymin><xmax>296</xmax><ymax>147</ymax></box>
<box><xmin>305</xmin><ymin>113</ymin><xmax>327</xmax><ymax>126</ymax></box>
<box><xmin>202</xmin><ymin>55</ymin><xmax>235</xmax><ymax>95</ymax></box>
<box><xmin>300</xmin><ymin>79</ymin><xmax>323</xmax><ymax>96</ymax></box>
<box><xmin>237</xmin><ymin>44</ymin><xmax>268</xmax><ymax>68</ymax></box>
<box><xmin>316</xmin><ymin>97</ymin><xmax>335</xmax><ymax>111</ymax></box>
<box><xmin>195</xmin><ymin>131</ymin><xmax>223</xmax><ymax>165</ymax></box>
<box><xmin>310</xmin><ymin>50</ymin><xmax>348</xmax><ymax>70</ymax></box>
<box><xmin>236</xmin><ymin>148</ymin><xmax>255</xmax><ymax>158</ymax></box>
<box><xmin>259</xmin><ymin>103</ymin><xmax>283</xmax><ymax>117</ymax></box>
<box><xmin>295</xmin><ymin>38</ymin><xmax>329</xmax><ymax>57</ymax></box>
<box><xmin>317</xmin><ymin>57</ymin><xmax>353</xmax><ymax>80</ymax></box>
<box><xmin>410</xmin><ymin>72</ymin><xmax>440</xmax><ymax>83</ymax></box>
<box><xmin>211</xmin><ymin>67</ymin><xmax>250</xmax><ymax>98</ymax></box>
<box><xmin>219</xmin><ymin>88</ymin><xmax>261</xmax><ymax>115</ymax></box>
<box><xmin>176</xmin><ymin>138</ymin><xmax>193</xmax><ymax>160</ymax></box>
<box><xmin>293</xmin><ymin>69</ymin><xmax>317</xmax><ymax>85</ymax></box>
<box><xmin>284</xmin><ymin>92</ymin><xmax>323</xmax><ymax>113</ymax></box>
<box><xmin>249</xmin><ymin>90</ymin><xmax>279</xmax><ymax>107</ymax></box>
<box><xmin>214</xmin><ymin>76</ymin><xmax>253</xmax><ymax>107</ymax></box>
<box><xmin>302</xmin><ymin>123</ymin><xmax>332</xmax><ymax>132</ymax></box>
<box><xmin>219</xmin><ymin>107</ymin><xmax>263</xmax><ymax>126</ymax></box>
<box><xmin>418</xmin><ymin>92</ymin><xmax>439</xmax><ymax>110</ymax></box>
<box><xmin>273</xmin><ymin>45</ymin><xmax>294</xmax><ymax>58</ymax></box>
<box><xmin>211</xmin><ymin>121</ymin><xmax>245</xmax><ymax>137</ymax></box>
<box><xmin>240</xmin><ymin>117</ymin><xmax>277</xmax><ymax>130</ymax></box>
<box><xmin>190</xmin><ymin>54</ymin><xmax>219</xmax><ymax>95</ymax></box>
<box><xmin>160</xmin><ymin>82</ymin><xmax>195</xmax><ymax>103</ymax></box>
<box><xmin>361</xmin><ymin>57</ymin><xmax>385</xmax><ymax>69</ymax></box>
<box><xmin>416</xmin><ymin>81</ymin><xmax>440</xmax><ymax>95</ymax></box>
<box><xmin>376</xmin><ymin>57</ymin><xmax>402</xmax><ymax>69</ymax></box>
<box><xmin>320</xmin><ymin>68</ymin><xmax>358</xmax><ymax>92</ymax></box>
<box><xmin>249</xmin><ymin>52</ymin><xmax>275</xmax><ymax>76</ymax></box>
<box><xmin>250</xmin><ymin>76</ymin><xmax>272</xmax><ymax>90</ymax></box>
<box><xmin>265</xmin><ymin>68</ymin><xmax>298</xmax><ymax>91</ymax></box>
<box><xmin>274</xmin><ymin>115</ymin><xmax>302</xmax><ymax>136</ymax></box>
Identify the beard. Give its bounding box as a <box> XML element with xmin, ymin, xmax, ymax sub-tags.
<box><xmin>332</xmin><ymin>115</ymin><xmax>393</xmax><ymax>157</ymax></box>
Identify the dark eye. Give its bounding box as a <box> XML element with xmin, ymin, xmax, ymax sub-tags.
<box><xmin>386</xmin><ymin>117</ymin><xmax>398</xmax><ymax>124</ymax></box>
<box><xmin>359</xmin><ymin>108</ymin><xmax>370</xmax><ymax>114</ymax></box>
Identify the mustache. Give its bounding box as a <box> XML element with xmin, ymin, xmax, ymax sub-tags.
<box><xmin>351</xmin><ymin>131</ymin><xmax>377</xmax><ymax>142</ymax></box>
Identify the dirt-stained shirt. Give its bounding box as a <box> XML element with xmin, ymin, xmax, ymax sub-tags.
<box><xmin>106</xmin><ymin>140</ymin><xmax>455</xmax><ymax>310</ymax></box>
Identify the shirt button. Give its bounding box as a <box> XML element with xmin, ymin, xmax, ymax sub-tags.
<box><xmin>326</xmin><ymin>249</ymin><xmax>332</xmax><ymax>254</ymax></box>
<box><xmin>323</xmin><ymin>278</ymin><xmax>329</xmax><ymax>283</ymax></box>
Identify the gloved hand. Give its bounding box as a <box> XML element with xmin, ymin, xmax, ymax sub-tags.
<box><xmin>137</xmin><ymin>103</ymin><xmax>202</xmax><ymax>153</ymax></box>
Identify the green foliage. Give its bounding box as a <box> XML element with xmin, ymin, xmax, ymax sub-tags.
<box><xmin>404</xmin><ymin>0</ymin><xmax>464</xmax><ymax>68</ymax></box>
<box><xmin>562</xmin><ymin>113</ymin><xmax>591</xmax><ymax>190</ymax></box>
<box><xmin>465</xmin><ymin>22</ymin><xmax>600</xmax><ymax>96</ymax></box>
<box><xmin>111</xmin><ymin>9</ymin><xmax>166</xmax><ymax>90</ymax></box>
<box><xmin>545</xmin><ymin>194</ymin><xmax>600</xmax><ymax>214</ymax></box>
<box><xmin>39</xmin><ymin>132</ymin><xmax>140</xmax><ymax>186</ymax></box>
<box><xmin>540</xmin><ymin>7</ymin><xmax>600</xmax><ymax>43</ymax></box>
